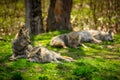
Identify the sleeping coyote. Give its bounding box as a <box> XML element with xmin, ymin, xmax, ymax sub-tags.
<box><xmin>78</xmin><ymin>30</ymin><xmax>113</xmax><ymax>43</ymax></box>
<box><xmin>27</xmin><ymin>46</ymin><xmax>75</xmax><ymax>63</ymax></box>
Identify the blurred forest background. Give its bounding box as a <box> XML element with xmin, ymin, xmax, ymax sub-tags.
<box><xmin>0</xmin><ymin>0</ymin><xmax>120</xmax><ymax>37</ymax></box>
<box><xmin>0</xmin><ymin>0</ymin><xmax>120</xmax><ymax>80</ymax></box>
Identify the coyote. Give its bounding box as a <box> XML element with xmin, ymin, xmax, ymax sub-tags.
<box><xmin>50</xmin><ymin>34</ymin><xmax>68</xmax><ymax>48</ymax></box>
<box><xmin>67</xmin><ymin>31</ymin><xmax>82</xmax><ymax>48</ymax></box>
<box><xmin>27</xmin><ymin>46</ymin><xmax>75</xmax><ymax>63</ymax></box>
<box><xmin>50</xmin><ymin>30</ymin><xmax>113</xmax><ymax>48</ymax></box>
<box><xmin>67</xmin><ymin>30</ymin><xmax>113</xmax><ymax>48</ymax></box>
<box><xmin>50</xmin><ymin>32</ymin><xmax>87</xmax><ymax>48</ymax></box>
<box><xmin>78</xmin><ymin>30</ymin><xmax>113</xmax><ymax>43</ymax></box>
<box><xmin>9</xmin><ymin>26</ymin><xmax>75</xmax><ymax>63</ymax></box>
<box><xmin>67</xmin><ymin>31</ymin><xmax>88</xmax><ymax>48</ymax></box>
<box><xmin>9</xmin><ymin>26</ymin><xmax>31</xmax><ymax>60</ymax></box>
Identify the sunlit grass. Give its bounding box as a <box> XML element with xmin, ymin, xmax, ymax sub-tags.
<box><xmin>0</xmin><ymin>31</ymin><xmax>120</xmax><ymax>80</ymax></box>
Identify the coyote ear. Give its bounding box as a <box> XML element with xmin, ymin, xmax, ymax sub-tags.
<box><xmin>19</xmin><ymin>29</ymin><xmax>23</xmax><ymax>34</ymax></box>
<box><xmin>18</xmin><ymin>28</ymin><xmax>24</xmax><ymax>36</ymax></box>
<box><xmin>25</xmin><ymin>29</ymin><xmax>29</xmax><ymax>34</ymax></box>
<box><xmin>21</xmin><ymin>24</ymin><xmax>26</xmax><ymax>29</ymax></box>
<box><xmin>108</xmin><ymin>30</ymin><xmax>112</xmax><ymax>35</ymax></box>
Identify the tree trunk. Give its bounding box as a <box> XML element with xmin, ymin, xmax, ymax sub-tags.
<box><xmin>46</xmin><ymin>0</ymin><xmax>72</xmax><ymax>31</ymax></box>
<box><xmin>25</xmin><ymin>0</ymin><xmax>43</xmax><ymax>34</ymax></box>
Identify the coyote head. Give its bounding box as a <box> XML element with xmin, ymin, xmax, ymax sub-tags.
<box><xmin>68</xmin><ymin>32</ymin><xmax>81</xmax><ymax>48</ymax></box>
<box><xmin>101</xmin><ymin>30</ymin><xmax>114</xmax><ymax>42</ymax></box>
<box><xmin>13</xmin><ymin>26</ymin><xmax>31</xmax><ymax>49</ymax></box>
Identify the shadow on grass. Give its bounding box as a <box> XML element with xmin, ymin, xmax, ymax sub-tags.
<box><xmin>73</xmin><ymin>62</ymin><xmax>119</xmax><ymax>80</ymax></box>
<box><xmin>0</xmin><ymin>59</ymin><xmax>33</xmax><ymax>80</ymax></box>
<box><xmin>0</xmin><ymin>71</ymin><xmax>23</xmax><ymax>80</ymax></box>
<box><xmin>0</xmin><ymin>54</ymin><xmax>11</xmax><ymax>63</ymax></box>
<box><xmin>64</xmin><ymin>47</ymin><xmax>86</xmax><ymax>59</ymax></box>
<box><xmin>84</xmin><ymin>41</ymin><xmax>120</xmax><ymax>60</ymax></box>
<box><xmin>11</xmin><ymin>72</ymin><xmax>23</xmax><ymax>80</ymax></box>
<box><xmin>2</xmin><ymin>31</ymin><xmax>118</xmax><ymax>80</ymax></box>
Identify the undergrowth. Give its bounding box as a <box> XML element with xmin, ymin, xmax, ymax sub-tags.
<box><xmin>0</xmin><ymin>31</ymin><xmax>120</xmax><ymax>80</ymax></box>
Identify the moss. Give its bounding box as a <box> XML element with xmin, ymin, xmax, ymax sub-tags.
<box><xmin>0</xmin><ymin>31</ymin><xmax>120</xmax><ymax>80</ymax></box>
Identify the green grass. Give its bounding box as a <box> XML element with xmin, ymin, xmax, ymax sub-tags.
<box><xmin>0</xmin><ymin>31</ymin><xmax>120</xmax><ymax>80</ymax></box>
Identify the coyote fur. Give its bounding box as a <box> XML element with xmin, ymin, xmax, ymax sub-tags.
<box><xmin>9</xmin><ymin>26</ymin><xmax>75</xmax><ymax>63</ymax></box>
<box><xmin>9</xmin><ymin>26</ymin><xmax>31</xmax><ymax>60</ymax></box>
<box><xmin>50</xmin><ymin>32</ymin><xmax>86</xmax><ymax>48</ymax></box>
<box><xmin>27</xmin><ymin>46</ymin><xmax>75</xmax><ymax>63</ymax></box>
<box><xmin>50</xmin><ymin>34</ymin><xmax>68</xmax><ymax>48</ymax></box>
<box><xmin>67</xmin><ymin>31</ymin><xmax>82</xmax><ymax>48</ymax></box>
<box><xmin>50</xmin><ymin>30</ymin><xmax>113</xmax><ymax>48</ymax></box>
<box><xmin>78</xmin><ymin>30</ymin><xmax>113</xmax><ymax>43</ymax></box>
<box><xmin>67</xmin><ymin>30</ymin><xmax>113</xmax><ymax>48</ymax></box>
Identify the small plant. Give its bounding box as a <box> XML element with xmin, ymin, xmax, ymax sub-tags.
<box><xmin>39</xmin><ymin>75</ymin><xmax>49</xmax><ymax>80</ymax></box>
<box><xmin>73</xmin><ymin>65</ymin><xmax>98</xmax><ymax>79</ymax></box>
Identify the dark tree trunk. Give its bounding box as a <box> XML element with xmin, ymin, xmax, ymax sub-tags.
<box><xmin>90</xmin><ymin>0</ymin><xmax>97</xmax><ymax>29</ymax></box>
<box><xmin>46</xmin><ymin>0</ymin><xmax>72</xmax><ymax>31</ymax></box>
<box><xmin>25</xmin><ymin>0</ymin><xmax>43</xmax><ymax>34</ymax></box>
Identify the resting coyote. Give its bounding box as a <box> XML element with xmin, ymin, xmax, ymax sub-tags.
<box><xmin>67</xmin><ymin>31</ymin><xmax>82</xmax><ymax>48</ymax></box>
<box><xmin>27</xmin><ymin>46</ymin><xmax>75</xmax><ymax>63</ymax></box>
<box><xmin>9</xmin><ymin>26</ymin><xmax>75</xmax><ymax>63</ymax></box>
<box><xmin>50</xmin><ymin>31</ymin><xmax>88</xmax><ymax>48</ymax></box>
<box><xmin>50</xmin><ymin>34</ymin><xmax>68</xmax><ymax>48</ymax></box>
<box><xmin>9</xmin><ymin>26</ymin><xmax>31</xmax><ymax>60</ymax></box>
<box><xmin>50</xmin><ymin>32</ymin><xmax>87</xmax><ymax>48</ymax></box>
<box><xmin>68</xmin><ymin>30</ymin><xmax>113</xmax><ymax>48</ymax></box>
<box><xmin>78</xmin><ymin>30</ymin><xmax>113</xmax><ymax>43</ymax></box>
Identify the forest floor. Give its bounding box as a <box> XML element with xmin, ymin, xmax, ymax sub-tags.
<box><xmin>0</xmin><ymin>30</ymin><xmax>120</xmax><ymax>80</ymax></box>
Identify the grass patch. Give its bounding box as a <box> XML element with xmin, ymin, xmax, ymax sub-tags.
<box><xmin>0</xmin><ymin>31</ymin><xmax>120</xmax><ymax>80</ymax></box>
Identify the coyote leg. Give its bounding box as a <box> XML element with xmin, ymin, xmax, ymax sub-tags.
<box><xmin>92</xmin><ymin>37</ymin><xmax>102</xmax><ymax>43</ymax></box>
<box><xmin>81</xmin><ymin>43</ymin><xmax>88</xmax><ymax>48</ymax></box>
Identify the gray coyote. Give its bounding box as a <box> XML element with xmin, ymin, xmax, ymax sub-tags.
<box><xmin>50</xmin><ymin>30</ymin><xmax>113</xmax><ymax>48</ymax></box>
<box><xmin>9</xmin><ymin>26</ymin><xmax>75</xmax><ymax>63</ymax></box>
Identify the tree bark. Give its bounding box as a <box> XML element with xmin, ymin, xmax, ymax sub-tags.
<box><xmin>46</xmin><ymin>0</ymin><xmax>72</xmax><ymax>31</ymax></box>
<box><xmin>25</xmin><ymin>0</ymin><xmax>43</xmax><ymax>34</ymax></box>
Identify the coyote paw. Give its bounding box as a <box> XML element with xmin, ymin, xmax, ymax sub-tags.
<box><xmin>9</xmin><ymin>56</ymin><xmax>17</xmax><ymax>61</ymax></box>
<box><xmin>81</xmin><ymin>44</ymin><xmax>88</xmax><ymax>48</ymax></box>
<box><xmin>63</xmin><ymin>46</ymin><xmax>68</xmax><ymax>48</ymax></box>
<box><xmin>96</xmin><ymin>40</ymin><xmax>102</xmax><ymax>43</ymax></box>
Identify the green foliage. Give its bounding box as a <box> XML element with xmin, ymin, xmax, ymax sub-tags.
<box><xmin>11</xmin><ymin>72</ymin><xmax>23</xmax><ymax>80</ymax></box>
<box><xmin>73</xmin><ymin>65</ymin><xmax>97</xmax><ymax>79</ymax></box>
<box><xmin>0</xmin><ymin>31</ymin><xmax>120</xmax><ymax>80</ymax></box>
<box><xmin>0</xmin><ymin>0</ymin><xmax>25</xmax><ymax>37</ymax></box>
<box><xmin>39</xmin><ymin>75</ymin><xmax>49</xmax><ymax>80</ymax></box>
<box><xmin>0</xmin><ymin>0</ymin><xmax>120</xmax><ymax>79</ymax></box>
